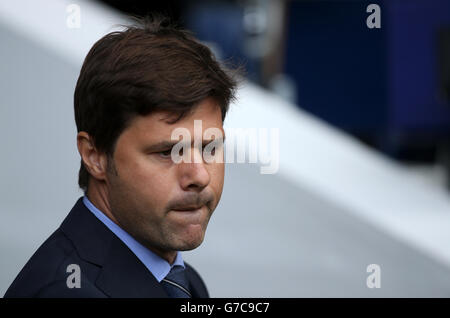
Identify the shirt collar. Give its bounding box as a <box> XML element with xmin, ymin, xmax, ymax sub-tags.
<box><xmin>82</xmin><ymin>196</ymin><xmax>184</xmax><ymax>282</ymax></box>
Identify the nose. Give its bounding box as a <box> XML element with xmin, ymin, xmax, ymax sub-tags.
<box><xmin>179</xmin><ymin>150</ymin><xmax>211</xmax><ymax>192</ymax></box>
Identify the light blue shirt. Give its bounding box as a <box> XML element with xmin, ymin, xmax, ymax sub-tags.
<box><xmin>82</xmin><ymin>196</ymin><xmax>185</xmax><ymax>282</ymax></box>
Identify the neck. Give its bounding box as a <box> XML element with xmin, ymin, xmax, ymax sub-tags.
<box><xmin>86</xmin><ymin>180</ymin><xmax>117</xmax><ymax>224</ymax></box>
<box><xmin>85</xmin><ymin>180</ymin><xmax>178</xmax><ymax>265</ymax></box>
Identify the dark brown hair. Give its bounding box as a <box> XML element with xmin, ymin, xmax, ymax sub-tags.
<box><xmin>74</xmin><ymin>15</ymin><xmax>238</xmax><ymax>192</ymax></box>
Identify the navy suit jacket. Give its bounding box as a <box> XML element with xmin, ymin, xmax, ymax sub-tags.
<box><xmin>4</xmin><ymin>197</ymin><xmax>209</xmax><ymax>298</ymax></box>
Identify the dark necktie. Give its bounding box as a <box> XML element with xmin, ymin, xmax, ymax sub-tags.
<box><xmin>161</xmin><ymin>265</ymin><xmax>192</xmax><ymax>298</ymax></box>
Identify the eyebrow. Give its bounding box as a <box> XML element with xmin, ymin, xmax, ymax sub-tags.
<box><xmin>144</xmin><ymin>136</ymin><xmax>226</xmax><ymax>153</ymax></box>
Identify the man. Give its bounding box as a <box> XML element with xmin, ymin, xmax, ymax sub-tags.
<box><xmin>5</xmin><ymin>16</ymin><xmax>237</xmax><ymax>298</ymax></box>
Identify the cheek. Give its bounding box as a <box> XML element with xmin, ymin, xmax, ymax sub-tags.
<box><xmin>115</xmin><ymin>155</ymin><xmax>175</xmax><ymax>209</ymax></box>
<box><xmin>209</xmin><ymin>163</ymin><xmax>225</xmax><ymax>198</ymax></box>
<box><xmin>140</xmin><ymin>172</ymin><xmax>175</xmax><ymax>208</ymax></box>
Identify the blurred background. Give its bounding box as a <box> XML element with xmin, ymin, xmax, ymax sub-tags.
<box><xmin>1</xmin><ymin>0</ymin><xmax>450</xmax><ymax>297</ymax></box>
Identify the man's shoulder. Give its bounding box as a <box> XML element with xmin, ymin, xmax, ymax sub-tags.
<box><xmin>5</xmin><ymin>226</ymin><xmax>106</xmax><ymax>298</ymax></box>
<box><xmin>4</xmin><ymin>198</ymin><xmax>108</xmax><ymax>298</ymax></box>
<box><xmin>4</xmin><ymin>228</ymin><xmax>72</xmax><ymax>297</ymax></box>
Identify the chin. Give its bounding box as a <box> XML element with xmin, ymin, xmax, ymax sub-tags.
<box><xmin>175</xmin><ymin>230</ymin><xmax>206</xmax><ymax>251</ymax></box>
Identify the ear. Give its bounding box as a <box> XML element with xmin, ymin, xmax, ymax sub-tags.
<box><xmin>77</xmin><ymin>132</ymin><xmax>108</xmax><ymax>181</ymax></box>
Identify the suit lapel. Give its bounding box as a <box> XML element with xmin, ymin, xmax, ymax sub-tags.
<box><xmin>95</xmin><ymin>234</ymin><xmax>168</xmax><ymax>298</ymax></box>
<box><xmin>185</xmin><ymin>264</ymin><xmax>209</xmax><ymax>298</ymax></box>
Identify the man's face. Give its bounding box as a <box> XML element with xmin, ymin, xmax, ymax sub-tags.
<box><xmin>105</xmin><ymin>97</ymin><xmax>225</xmax><ymax>258</ymax></box>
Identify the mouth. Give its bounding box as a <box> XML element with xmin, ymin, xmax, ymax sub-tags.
<box><xmin>172</xmin><ymin>205</ymin><xmax>204</xmax><ymax>212</ymax></box>
<box><xmin>170</xmin><ymin>205</ymin><xmax>206</xmax><ymax>225</ymax></box>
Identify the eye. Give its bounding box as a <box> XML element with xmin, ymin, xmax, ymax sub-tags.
<box><xmin>159</xmin><ymin>149</ymin><xmax>172</xmax><ymax>158</ymax></box>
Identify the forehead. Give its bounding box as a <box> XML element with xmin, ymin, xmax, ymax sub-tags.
<box><xmin>122</xmin><ymin>97</ymin><xmax>224</xmax><ymax>143</ymax></box>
